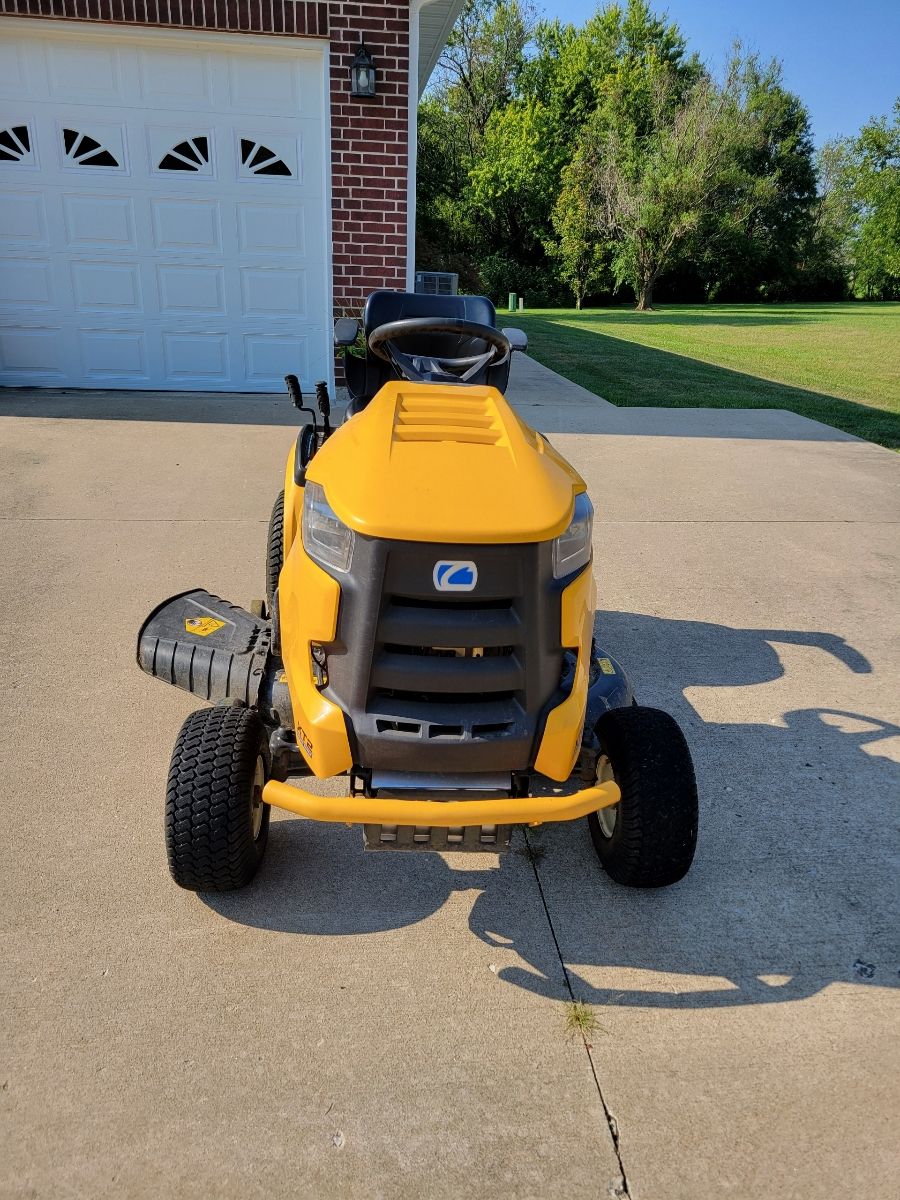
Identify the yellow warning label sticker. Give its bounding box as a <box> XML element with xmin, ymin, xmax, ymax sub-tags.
<box><xmin>184</xmin><ymin>616</ymin><xmax>226</xmax><ymax>637</ymax></box>
<box><xmin>598</xmin><ymin>657</ymin><xmax>616</xmax><ymax>675</ymax></box>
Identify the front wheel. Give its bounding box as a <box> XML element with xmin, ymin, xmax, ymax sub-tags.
<box><xmin>587</xmin><ymin>706</ymin><xmax>698</xmax><ymax>887</ymax></box>
<box><xmin>266</xmin><ymin>490</ymin><xmax>285</xmax><ymax>611</ymax></box>
<box><xmin>165</xmin><ymin>703</ymin><xmax>271</xmax><ymax>891</ymax></box>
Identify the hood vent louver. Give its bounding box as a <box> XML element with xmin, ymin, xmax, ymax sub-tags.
<box><xmin>392</xmin><ymin>393</ymin><xmax>505</xmax><ymax>446</ymax></box>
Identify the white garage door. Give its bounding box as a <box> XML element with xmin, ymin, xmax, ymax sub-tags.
<box><xmin>0</xmin><ymin>22</ymin><xmax>331</xmax><ymax>392</ymax></box>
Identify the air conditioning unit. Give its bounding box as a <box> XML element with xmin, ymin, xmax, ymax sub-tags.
<box><xmin>414</xmin><ymin>271</ymin><xmax>459</xmax><ymax>296</ymax></box>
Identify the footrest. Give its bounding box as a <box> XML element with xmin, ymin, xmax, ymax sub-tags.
<box><xmin>137</xmin><ymin>588</ymin><xmax>271</xmax><ymax>706</ymax></box>
<box><xmin>363</xmin><ymin>823</ymin><xmax>512</xmax><ymax>853</ymax></box>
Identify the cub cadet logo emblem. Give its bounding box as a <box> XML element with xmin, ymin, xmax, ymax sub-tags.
<box><xmin>184</xmin><ymin>616</ymin><xmax>225</xmax><ymax>637</ymax></box>
<box><xmin>433</xmin><ymin>560</ymin><xmax>477</xmax><ymax>592</ymax></box>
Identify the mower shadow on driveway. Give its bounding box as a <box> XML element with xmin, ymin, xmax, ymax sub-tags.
<box><xmin>204</xmin><ymin>612</ymin><xmax>899</xmax><ymax>1010</ymax></box>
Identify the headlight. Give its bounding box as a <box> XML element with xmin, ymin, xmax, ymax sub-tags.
<box><xmin>301</xmin><ymin>481</ymin><xmax>354</xmax><ymax>573</ymax></box>
<box><xmin>552</xmin><ymin>492</ymin><xmax>593</xmax><ymax>579</ymax></box>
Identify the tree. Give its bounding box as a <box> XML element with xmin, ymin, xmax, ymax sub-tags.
<box><xmin>415</xmin><ymin>96</ymin><xmax>478</xmax><ymax>277</ymax></box>
<box><xmin>515</xmin><ymin>0</ymin><xmax>700</xmax><ymax>262</ymax></box>
<box><xmin>847</xmin><ymin>101</ymin><xmax>900</xmax><ymax>298</ymax></box>
<box><xmin>468</xmin><ymin>99</ymin><xmax>564</xmax><ymax>259</ymax></box>
<box><xmin>582</xmin><ymin>64</ymin><xmax>759</xmax><ymax>310</ymax></box>
<box><xmin>692</xmin><ymin>53</ymin><xmax>819</xmax><ymax>300</ymax></box>
<box><xmin>520</xmin><ymin>0</ymin><xmax>697</xmax><ymax>146</ymax></box>
<box><xmin>815</xmin><ymin>139</ymin><xmax>856</xmax><ymax>257</ymax></box>
<box><xmin>810</xmin><ymin>103</ymin><xmax>900</xmax><ymax>299</ymax></box>
<box><xmin>793</xmin><ymin>138</ymin><xmax>855</xmax><ymax>299</ymax></box>
<box><xmin>417</xmin><ymin>1</ymin><xmax>843</xmax><ymax>304</ymax></box>
<box><xmin>417</xmin><ymin>0</ymin><xmax>535</xmax><ymax>279</ymax></box>
<box><xmin>418</xmin><ymin>0</ymin><xmax>701</xmax><ymax>292</ymax></box>
<box><xmin>433</xmin><ymin>0</ymin><xmax>535</xmax><ymax>157</ymax></box>
<box><xmin>550</xmin><ymin>152</ymin><xmax>612</xmax><ymax>307</ymax></box>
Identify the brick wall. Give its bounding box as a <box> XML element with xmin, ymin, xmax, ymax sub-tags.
<box><xmin>328</xmin><ymin>1</ymin><xmax>410</xmax><ymax>320</ymax></box>
<box><xmin>4</xmin><ymin>0</ymin><xmax>414</xmax><ymax>332</ymax></box>
<box><xmin>0</xmin><ymin>0</ymin><xmax>330</xmax><ymax>36</ymax></box>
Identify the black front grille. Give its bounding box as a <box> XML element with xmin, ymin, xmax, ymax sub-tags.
<box><xmin>319</xmin><ymin>535</ymin><xmax>567</xmax><ymax>773</ymax></box>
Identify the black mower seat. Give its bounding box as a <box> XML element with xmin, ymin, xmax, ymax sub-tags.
<box><xmin>365</xmin><ymin>288</ymin><xmax>496</xmax><ymax>332</ymax></box>
<box><xmin>342</xmin><ymin>290</ymin><xmax>513</xmax><ymax>413</ymax></box>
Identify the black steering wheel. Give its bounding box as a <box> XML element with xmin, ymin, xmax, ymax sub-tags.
<box><xmin>367</xmin><ymin>317</ymin><xmax>511</xmax><ymax>383</ymax></box>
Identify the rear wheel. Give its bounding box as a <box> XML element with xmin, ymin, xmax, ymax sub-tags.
<box><xmin>587</xmin><ymin>706</ymin><xmax>698</xmax><ymax>887</ymax></box>
<box><xmin>266</xmin><ymin>490</ymin><xmax>285</xmax><ymax>610</ymax></box>
<box><xmin>165</xmin><ymin>703</ymin><xmax>271</xmax><ymax>891</ymax></box>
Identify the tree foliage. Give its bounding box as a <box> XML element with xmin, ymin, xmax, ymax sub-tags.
<box><xmin>434</xmin><ymin>0</ymin><xmax>535</xmax><ymax>153</ymax></box>
<box><xmin>519</xmin><ymin>1</ymin><xmax>696</xmax><ymax>144</ymax></box>
<box><xmin>550</xmin><ymin>152</ymin><xmax>613</xmax><ymax>308</ymax></box>
<box><xmin>844</xmin><ymin>102</ymin><xmax>900</xmax><ymax>298</ymax></box>
<box><xmin>415</xmin><ymin>0</ymin><xmax>897</xmax><ymax>307</ymax></box>
<box><xmin>577</xmin><ymin>64</ymin><xmax>759</xmax><ymax>309</ymax></box>
<box><xmin>692</xmin><ymin>53</ymin><xmax>819</xmax><ymax>300</ymax></box>
<box><xmin>468</xmin><ymin>99</ymin><xmax>563</xmax><ymax>257</ymax></box>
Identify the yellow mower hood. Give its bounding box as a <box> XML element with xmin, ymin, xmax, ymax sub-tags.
<box><xmin>307</xmin><ymin>382</ymin><xmax>584</xmax><ymax>543</ymax></box>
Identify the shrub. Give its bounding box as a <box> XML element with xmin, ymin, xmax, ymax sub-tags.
<box><xmin>476</xmin><ymin>253</ymin><xmax>568</xmax><ymax>307</ymax></box>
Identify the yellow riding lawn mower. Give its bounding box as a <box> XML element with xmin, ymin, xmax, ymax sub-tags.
<box><xmin>138</xmin><ymin>291</ymin><xmax>698</xmax><ymax>891</ymax></box>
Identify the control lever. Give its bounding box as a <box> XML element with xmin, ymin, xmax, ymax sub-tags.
<box><xmin>284</xmin><ymin>374</ymin><xmax>305</xmax><ymax>411</ymax></box>
<box><xmin>284</xmin><ymin>374</ymin><xmax>318</xmax><ymax>468</ymax></box>
<box><xmin>315</xmin><ymin>380</ymin><xmax>332</xmax><ymax>436</ymax></box>
<box><xmin>284</xmin><ymin>375</ymin><xmax>333</xmax><ymax>484</ymax></box>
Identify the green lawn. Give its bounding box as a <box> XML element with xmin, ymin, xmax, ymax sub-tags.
<box><xmin>514</xmin><ymin>303</ymin><xmax>900</xmax><ymax>448</ymax></box>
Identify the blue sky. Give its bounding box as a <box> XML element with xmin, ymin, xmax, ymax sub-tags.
<box><xmin>543</xmin><ymin>0</ymin><xmax>900</xmax><ymax>144</ymax></box>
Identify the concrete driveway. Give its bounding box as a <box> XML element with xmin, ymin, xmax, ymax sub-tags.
<box><xmin>1</xmin><ymin>357</ymin><xmax>898</xmax><ymax>1199</ymax></box>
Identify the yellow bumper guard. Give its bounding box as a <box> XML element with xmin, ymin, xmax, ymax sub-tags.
<box><xmin>262</xmin><ymin>778</ymin><xmax>620</xmax><ymax>828</ymax></box>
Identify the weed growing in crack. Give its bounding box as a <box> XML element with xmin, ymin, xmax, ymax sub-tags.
<box><xmin>564</xmin><ymin>1001</ymin><xmax>606</xmax><ymax>1041</ymax></box>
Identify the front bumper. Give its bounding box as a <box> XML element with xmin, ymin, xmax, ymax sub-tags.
<box><xmin>262</xmin><ymin>777</ymin><xmax>620</xmax><ymax>827</ymax></box>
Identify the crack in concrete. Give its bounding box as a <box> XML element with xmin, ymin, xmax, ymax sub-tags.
<box><xmin>524</xmin><ymin>830</ymin><xmax>632</xmax><ymax>1200</ymax></box>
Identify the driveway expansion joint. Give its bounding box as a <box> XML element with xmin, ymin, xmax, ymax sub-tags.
<box><xmin>524</xmin><ymin>830</ymin><xmax>633</xmax><ymax>1200</ymax></box>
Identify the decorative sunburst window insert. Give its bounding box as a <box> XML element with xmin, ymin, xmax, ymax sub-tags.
<box><xmin>158</xmin><ymin>136</ymin><xmax>211</xmax><ymax>173</ymax></box>
<box><xmin>239</xmin><ymin>138</ymin><xmax>293</xmax><ymax>178</ymax></box>
<box><xmin>0</xmin><ymin>125</ymin><xmax>35</xmax><ymax>166</ymax></box>
<box><xmin>62</xmin><ymin>128</ymin><xmax>121</xmax><ymax>168</ymax></box>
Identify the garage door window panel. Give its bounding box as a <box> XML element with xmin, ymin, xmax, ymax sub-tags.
<box><xmin>156</xmin><ymin>135</ymin><xmax>212</xmax><ymax>174</ymax></box>
<box><xmin>0</xmin><ymin>125</ymin><xmax>34</xmax><ymax>165</ymax></box>
<box><xmin>239</xmin><ymin>137</ymin><xmax>295</xmax><ymax>179</ymax></box>
<box><xmin>62</xmin><ymin>126</ymin><xmax>124</xmax><ymax>170</ymax></box>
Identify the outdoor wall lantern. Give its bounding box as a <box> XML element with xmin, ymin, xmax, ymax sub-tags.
<box><xmin>350</xmin><ymin>44</ymin><xmax>377</xmax><ymax>98</ymax></box>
